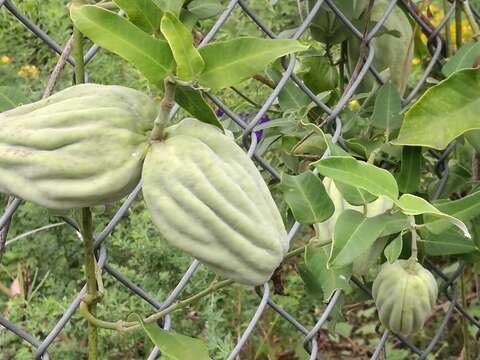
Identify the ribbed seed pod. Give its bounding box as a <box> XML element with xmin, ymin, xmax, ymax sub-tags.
<box><xmin>0</xmin><ymin>84</ymin><xmax>156</xmax><ymax>209</ymax></box>
<box><xmin>142</xmin><ymin>118</ymin><xmax>288</xmax><ymax>285</ymax></box>
<box><xmin>372</xmin><ymin>260</ymin><xmax>438</xmax><ymax>335</ymax></box>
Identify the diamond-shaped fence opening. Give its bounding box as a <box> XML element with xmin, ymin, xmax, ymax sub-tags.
<box><xmin>1</xmin><ymin>0</ymin><xmax>479</xmax><ymax>359</ymax></box>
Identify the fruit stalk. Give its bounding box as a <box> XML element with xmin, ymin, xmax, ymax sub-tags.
<box><xmin>409</xmin><ymin>216</ymin><xmax>418</xmax><ymax>267</ymax></box>
<box><xmin>150</xmin><ymin>76</ymin><xmax>176</xmax><ymax>141</ymax></box>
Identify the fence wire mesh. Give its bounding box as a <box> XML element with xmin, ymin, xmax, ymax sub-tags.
<box><xmin>1</xmin><ymin>0</ymin><xmax>479</xmax><ymax>359</ymax></box>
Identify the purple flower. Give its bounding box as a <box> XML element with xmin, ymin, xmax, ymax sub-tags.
<box><xmin>215</xmin><ymin>108</ymin><xmax>224</xmax><ymax>117</ymax></box>
<box><xmin>255</xmin><ymin>114</ymin><xmax>269</xmax><ymax>139</ymax></box>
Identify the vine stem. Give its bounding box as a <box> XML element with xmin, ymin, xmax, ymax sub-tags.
<box><xmin>78</xmin><ymin>240</ymin><xmax>331</xmax><ymax>332</ymax></box>
<box><xmin>460</xmin><ymin>270</ymin><xmax>471</xmax><ymax>360</ymax></box>
<box><xmin>72</xmin><ymin>6</ymin><xmax>85</xmax><ymax>84</ymax></box>
<box><xmin>72</xmin><ymin>2</ymin><xmax>97</xmax><ymax>357</ymax></box>
<box><xmin>463</xmin><ymin>0</ymin><xmax>480</xmax><ymax>39</ymax></box>
<box><xmin>150</xmin><ymin>76</ymin><xmax>176</xmax><ymax>141</ymax></box>
<box><xmin>444</xmin><ymin>0</ymin><xmax>453</xmax><ymax>56</ymax></box>
<box><xmin>455</xmin><ymin>0</ymin><xmax>463</xmax><ymax>51</ymax></box>
<box><xmin>77</xmin><ymin>208</ymin><xmax>98</xmax><ymax>360</ymax></box>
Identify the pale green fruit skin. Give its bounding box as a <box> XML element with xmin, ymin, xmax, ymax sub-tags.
<box><xmin>348</xmin><ymin>0</ymin><xmax>413</xmax><ymax>93</ymax></box>
<box><xmin>0</xmin><ymin>84</ymin><xmax>156</xmax><ymax>209</ymax></box>
<box><xmin>314</xmin><ymin>177</ymin><xmax>393</xmax><ymax>241</ymax></box>
<box><xmin>142</xmin><ymin>118</ymin><xmax>288</xmax><ymax>285</ymax></box>
<box><xmin>372</xmin><ymin>260</ymin><xmax>438</xmax><ymax>335</ymax></box>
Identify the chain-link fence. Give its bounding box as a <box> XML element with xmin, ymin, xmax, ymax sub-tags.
<box><xmin>1</xmin><ymin>0</ymin><xmax>479</xmax><ymax>359</ymax></box>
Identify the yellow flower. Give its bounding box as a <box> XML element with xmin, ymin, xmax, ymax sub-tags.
<box><xmin>17</xmin><ymin>64</ymin><xmax>39</xmax><ymax>78</ymax></box>
<box><xmin>0</xmin><ymin>55</ymin><xmax>10</xmax><ymax>64</ymax></box>
<box><xmin>348</xmin><ymin>99</ymin><xmax>360</xmax><ymax>111</ymax></box>
<box><xmin>29</xmin><ymin>65</ymin><xmax>39</xmax><ymax>78</ymax></box>
<box><xmin>411</xmin><ymin>57</ymin><xmax>421</xmax><ymax>65</ymax></box>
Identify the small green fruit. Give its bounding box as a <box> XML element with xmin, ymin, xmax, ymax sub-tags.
<box><xmin>372</xmin><ymin>260</ymin><xmax>438</xmax><ymax>335</ymax></box>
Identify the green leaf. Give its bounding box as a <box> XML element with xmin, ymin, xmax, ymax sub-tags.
<box><xmin>70</xmin><ymin>5</ymin><xmax>174</xmax><ymax>85</ymax></box>
<box><xmin>297</xmin><ymin>263</ymin><xmax>324</xmax><ymax>298</ymax></box>
<box><xmin>309</xmin><ymin>0</ymin><xmax>368</xmax><ymax>45</ymax></box>
<box><xmin>187</xmin><ymin>0</ymin><xmax>223</xmax><ymax>19</ymax></box>
<box><xmin>266</xmin><ymin>65</ymin><xmax>311</xmax><ymax>112</ymax></box>
<box><xmin>197</xmin><ymin>37</ymin><xmax>307</xmax><ymax>90</ymax></box>
<box><xmin>371</xmin><ymin>81</ymin><xmax>402</xmax><ymax>132</ymax></box>
<box><xmin>113</xmin><ymin>0</ymin><xmax>162</xmax><ymax>34</ymax></box>
<box><xmin>304</xmin><ymin>246</ymin><xmax>351</xmax><ymax>302</ymax></box>
<box><xmin>154</xmin><ymin>0</ymin><xmax>184</xmax><ymax>15</ymax></box>
<box><xmin>330</xmin><ymin>210</ymin><xmax>386</xmax><ymax>268</ymax></box>
<box><xmin>334</xmin><ymin>180</ymin><xmax>377</xmax><ymax>206</ymax></box>
<box><xmin>299</xmin><ymin>56</ymin><xmax>338</xmax><ymax>94</ymax></box>
<box><xmin>379</xmin><ymin>212</ymin><xmax>410</xmax><ymax>236</ymax></box>
<box><xmin>442</xmin><ymin>41</ymin><xmax>480</xmax><ymax>77</ymax></box>
<box><xmin>420</xmin><ymin>228</ymin><xmax>477</xmax><ymax>256</ymax></box>
<box><xmin>0</xmin><ymin>86</ymin><xmax>28</xmax><ymax>112</ymax></box>
<box><xmin>392</xmin><ymin>68</ymin><xmax>480</xmax><ymax>150</ymax></box>
<box><xmin>314</xmin><ymin>156</ymin><xmax>399</xmax><ymax>200</ymax></box>
<box><xmin>396</xmin><ymin>146</ymin><xmax>422</xmax><ymax>193</ymax></box>
<box><xmin>142</xmin><ymin>321</ymin><xmax>208</xmax><ymax>360</ymax></box>
<box><xmin>281</xmin><ymin>171</ymin><xmax>335</xmax><ymax>225</ymax></box>
<box><xmin>384</xmin><ymin>232</ymin><xmax>403</xmax><ymax>263</ymax></box>
<box><xmin>395</xmin><ymin>194</ymin><xmax>470</xmax><ymax>238</ymax></box>
<box><xmin>160</xmin><ymin>12</ymin><xmax>204</xmax><ymax>80</ymax></box>
<box><xmin>175</xmin><ymin>87</ymin><xmax>221</xmax><ymax>128</ymax></box>
<box><xmin>424</xmin><ymin>190</ymin><xmax>480</xmax><ymax>234</ymax></box>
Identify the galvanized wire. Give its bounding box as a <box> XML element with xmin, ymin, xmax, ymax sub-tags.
<box><xmin>1</xmin><ymin>0</ymin><xmax>479</xmax><ymax>359</ymax></box>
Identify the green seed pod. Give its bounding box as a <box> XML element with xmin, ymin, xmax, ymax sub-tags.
<box><xmin>142</xmin><ymin>118</ymin><xmax>288</xmax><ymax>285</ymax></box>
<box><xmin>372</xmin><ymin>260</ymin><xmax>438</xmax><ymax>335</ymax></box>
<box><xmin>0</xmin><ymin>84</ymin><xmax>156</xmax><ymax>209</ymax></box>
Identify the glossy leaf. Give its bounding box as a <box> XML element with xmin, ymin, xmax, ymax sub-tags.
<box><xmin>371</xmin><ymin>81</ymin><xmax>402</xmax><ymax>133</ymax></box>
<box><xmin>304</xmin><ymin>246</ymin><xmax>351</xmax><ymax>302</ymax></box>
<box><xmin>113</xmin><ymin>0</ymin><xmax>162</xmax><ymax>33</ymax></box>
<box><xmin>420</xmin><ymin>228</ymin><xmax>477</xmax><ymax>256</ymax></box>
<box><xmin>442</xmin><ymin>41</ymin><xmax>480</xmax><ymax>77</ymax></box>
<box><xmin>334</xmin><ymin>180</ymin><xmax>377</xmax><ymax>206</ymax></box>
<box><xmin>379</xmin><ymin>211</ymin><xmax>410</xmax><ymax>237</ymax></box>
<box><xmin>330</xmin><ymin>210</ymin><xmax>386</xmax><ymax>268</ymax></box>
<box><xmin>70</xmin><ymin>5</ymin><xmax>174</xmax><ymax>85</ymax></box>
<box><xmin>424</xmin><ymin>190</ymin><xmax>480</xmax><ymax>234</ymax></box>
<box><xmin>397</xmin><ymin>146</ymin><xmax>422</xmax><ymax>193</ymax></box>
<box><xmin>161</xmin><ymin>12</ymin><xmax>204</xmax><ymax>80</ymax></box>
<box><xmin>154</xmin><ymin>0</ymin><xmax>184</xmax><ymax>15</ymax></box>
<box><xmin>396</xmin><ymin>194</ymin><xmax>470</xmax><ymax>238</ymax></box>
<box><xmin>197</xmin><ymin>37</ymin><xmax>307</xmax><ymax>90</ymax></box>
<box><xmin>300</xmin><ymin>56</ymin><xmax>338</xmax><ymax>94</ymax></box>
<box><xmin>384</xmin><ymin>232</ymin><xmax>403</xmax><ymax>263</ymax></box>
<box><xmin>142</xmin><ymin>321</ymin><xmax>208</xmax><ymax>360</ymax></box>
<box><xmin>175</xmin><ymin>87</ymin><xmax>221</xmax><ymax>128</ymax></box>
<box><xmin>281</xmin><ymin>171</ymin><xmax>335</xmax><ymax>225</ymax></box>
<box><xmin>0</xmin><ymin>86</ymin><xmax>28</xmax><ymax>112</ymax></box>
<box><xmin>187</xmin><ymin>0</ymin><xmax>223</xmax><ymax>19</ymax></box>
<box><xmin>392</xmin><ymin>68</ymin><xmax>480</xmax><ymax>150</ymax></box>
<box><xmin>314</xmin><ymin>156</ymin><xmax>399</xmax><ymax>201</ymax></box>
